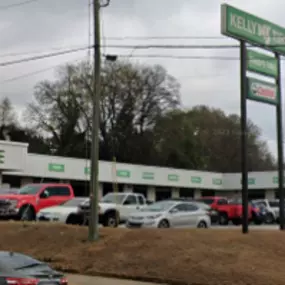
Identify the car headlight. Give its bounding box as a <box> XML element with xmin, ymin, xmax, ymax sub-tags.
<box><xmin>8</xmin><ymin>200</ymin><xmax>18</xmax><ymax>208</ymax></box>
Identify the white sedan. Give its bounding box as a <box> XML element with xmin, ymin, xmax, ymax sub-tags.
<box><xmin>126</xmin><ymin>200</ymin><xmax>211</xmax><ymax>228</ymax></box>
<box><xmin>36</xmin><ymin>197</ymin><xmax>88</xmax><ymax>224</ymax></box>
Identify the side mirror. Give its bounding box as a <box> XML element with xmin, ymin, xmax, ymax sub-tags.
<box><xmin>40</xmin><ymin>190</ymin><xmax>49</xmax><ymax>199</ymax></box>
<box><xmin>170</xmin><ymin>208</ymin><xmax>178</xmax><ymax>214</ymax></box>
<box><xmin>124</xmin><ymin>200</ymin><xmax>131</xmax><ymax>205</ymax></box>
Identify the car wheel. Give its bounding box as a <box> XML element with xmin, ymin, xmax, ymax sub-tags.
<box><xmin>19</xmin><ymin>206</ymin><xmax>35</xmax><ymax>221</ymax></box>
<box><xmin>103</xmin><ymin>212</ymin><xmax>118</xmax><ymax>228</ymax></box>
<box><xmin>158</xmin><ymin>219</ymin><xmax>169</xmax><ymax>228</ymax></box>
<box><xmin>232</xmin><ymin>218</ymin><xmax>241</xmax><ymax>226</ymax></box>
<box><xmin>218</xmin><ymin>212</ymin><xmax>229</xmax><ymax>225</ymax></box>
<box><xmin>197</xmin><ymin>221</ymin><xmax>207</xmax><ymax>228</ymax></box>
<box><xmin>66</xmin><ymin>214</ymin><xmax>83</xmax><ymax>225</ymax></box>
<box><xmin>264</xmin><ymin>213</ymin><xmax>275</xmax><ymax>224</ymax></box>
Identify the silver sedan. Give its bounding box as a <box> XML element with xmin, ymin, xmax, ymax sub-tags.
<box><xmin>126</xmin><ymin>200</ymin><xmax>211</xmax><ymax>228</ymax></box>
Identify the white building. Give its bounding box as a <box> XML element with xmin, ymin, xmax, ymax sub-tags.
<box><xmin>0</xmin><ymin>140</ymin><xmax>280</xmax><ymax>201</ymax></box>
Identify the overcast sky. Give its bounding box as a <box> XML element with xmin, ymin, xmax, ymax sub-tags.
<box><xmin>0</xmin><ymin>0</ymin><xmax>284</xmax><ymax>158</ymax></box>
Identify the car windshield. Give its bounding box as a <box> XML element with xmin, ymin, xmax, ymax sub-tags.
<box><xmin>196</xmin><ymin>198</ymin><xmax>214</xmax><ymax>205</ymax></box>
<box><xmin>254</xmin><ymin>201</ymin><xmax>267</xmax><ymax>207</ymax></box>
<box><xmin>228</xmin><ymin>199</ymin><xmax>242</xmax><ymax>205</ymax></box>
<box><xmin>141</xmin><ymin>201</ymin><xmax>176</xmax><ymax>212</ymax></box>
<box><xmin>61</xmin><ymin>198</ymin><xmax>87</xmax><ymax>207</ymax></box>
<box><xmin>101</xmin><ymin>193</ymin><xmax>126</xmax><ymax>204</ymax></box>
<box><xmin>269</xmin><ymin>201</ymin><xmax>279</xmax><ymax>207</ymax></box>
<box><xmin>18</xmin><ymin>185</ymin><xmax>42</xmax><ymax>195</ymax></box>
<box><xmin>0</xmin><ymin>252</ymin><xmax>48</xmax><ymax>271</ymax></box>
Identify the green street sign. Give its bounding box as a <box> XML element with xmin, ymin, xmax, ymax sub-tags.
<box><xmin>221</xmin><ymin>4</ymin><xmax>285</xmax><ymax>55</ymax></box>
<box><xmin>168</xmin><ymin>174</ymin><xmax>179</xmax><ymax>181</ymax></box>
<box><xmin>142</xmin><ymin>172</ymin><xmax>154</xmax><ymax>180</ymax></box>
<box><xmin>84</xmin><ymin>167</ymin><xmax>90</xmax><ymax>175</ymax></box>
<box><xmin>48</xmin><ymin>163</ymin><xmax>65</xmax><ymax>172</ymax></box>
<box><xmin>0</xmin><ymin>150</ymin><xmax>5</xmax><ymax>164</ymax></box>
<box><xmin>247</xmin><ymin>50</ymin><xmax>278</xmax><ymax>78</ymax></box>
<box><xmin>247</xmin><ymin>77</ymin><xmax>279</xmax><ymax>105</ymax></box>
<box><xmin>117</xmin><ymin>170</ymin><xmax>130</xmax><ymax>178</ymax></box>
<box><xmin>191</xmin><ymin>176</ymin><xmax>202</xmax><ymax>184</ymax></box>
<box><xmin>212</xmin><ymin>178</ymin><xmax>222</xmax><ymax>185</ymax></box>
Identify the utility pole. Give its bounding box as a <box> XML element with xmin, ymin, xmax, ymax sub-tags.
<box><xmin>88</xmin><ymin>0</ymin><xmax>110</xmax><ymax>242</ymax></box>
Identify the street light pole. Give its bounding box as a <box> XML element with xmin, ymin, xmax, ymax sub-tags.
<box><xmin>88</xmin><ymin>0</ymin><xmax>102</xmax><ymax>242</ymax></box>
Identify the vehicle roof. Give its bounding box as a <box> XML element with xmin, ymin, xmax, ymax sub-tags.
<box><xmin>24</xmin><ymin>183</ymin><xmax>71</xmax><ymax>186</ymax></box>
<box><xmin>104</xmin><ymin>192</ymin><xmax>142</xmax><ymax>196</ymax></box>
<box><xmin>198</xmin><ymin>196</ymin><xmax>227</xmax><ymax>200</ymax></box>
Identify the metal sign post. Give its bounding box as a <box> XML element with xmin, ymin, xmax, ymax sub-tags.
<box><xmin>276</xmin><ymin>54</ymin><xmax>285</xmax><ymax>229</ymax></box>
<box><xmin>240</xmin><ymin>41</ymin><xmax>249</xmax><ymax>234</ymax></box>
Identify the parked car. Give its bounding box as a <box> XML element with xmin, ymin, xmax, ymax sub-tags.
<box><xmin>0</xmin><ymin>251</ymin><xmax>68</xmax><ymax>285</ymax></box>
<box><xmin>252</xmin><ymin>199</ymin><xmax>279</xmax><ymax>224</ymax></box>
<box><xmin>126</xmin><ymin>200</ymin><xmax>211</xmax><ymax>228</ymax></box>
<box><xmin>37</xmin><ymin>197</ymin><xmax>88</xmax><ymax>224</ymax></box>
<box><xmin>249</xmin><ymin>200</ymin><xmax>268</xmax><ymax>225</ymax></box>
<box><xmin>77</xmin><ymin>192</ymin><xmax>149</xmax><ymax>227</ymax></box>
<box><xmin>196</xmin><ymin>196</ymin><xmax>253</xmax><ymax>225</ymax></box>
<box><xmin>0</xmin><ymin>183</ymin><xmax>75</xmax><ymax>221</ymax></box>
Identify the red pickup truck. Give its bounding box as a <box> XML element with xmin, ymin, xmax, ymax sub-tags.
<box><xmin>196</xmin><ymin>196</ymin><xmax>253</xmax><ymax>225</ymax></box>
<box><xmin>0</xmin><ymin>183</ymin><xmax>74</xmax><ymax>221</ymax></box>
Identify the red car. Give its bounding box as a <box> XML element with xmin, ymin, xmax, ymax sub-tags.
<box><xmin>196</xmin><ymin>196</ymin><xmax>253</xmax><ymax>225</ymax></box>
<box><xmin>0</xmin><ymin>183</ymin><xmax>74</xmax><ymax>221</ymax></box>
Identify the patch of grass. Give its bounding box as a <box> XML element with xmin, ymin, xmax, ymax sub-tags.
<box><xmin>0</xmin><ymin>222</ymin><xmax>284</xmax><ymax>285</ymax></box>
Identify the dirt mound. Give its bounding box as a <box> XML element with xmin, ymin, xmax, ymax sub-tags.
<box><xmin>0</xmin><ymin>222</ymin><xmax>285</xmax><ymax>285</ymax></box>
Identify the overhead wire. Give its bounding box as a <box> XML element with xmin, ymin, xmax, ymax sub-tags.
<box><xmin>0</xmin><ymin>0</ymin><xmax>40</xmax><ymax>10</ymax></box>
<box><xmin>0</xmin><ymin>45</ymin><xmax>91</xmax><ymax>67</ymax></box>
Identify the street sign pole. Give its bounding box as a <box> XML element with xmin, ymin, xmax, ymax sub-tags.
<box><xmin>240</xmin><ymin>41</ymin><xmax>249</xmax><ymax>234</ymax></box>
<box><xmin>276</xmin><ymin>53</ymin><xmax>285</xmax><ymax>230</ymax></box>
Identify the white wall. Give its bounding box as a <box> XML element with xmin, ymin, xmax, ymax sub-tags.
<box><xmin>0</xmin><ymin>140</ymin><xmax>281</xmax><ymax>191</ymax></box>
<box><xmin>0</xmin><ymin>141</ymin><xmax>28</xmax><ymax>171</ymax></box>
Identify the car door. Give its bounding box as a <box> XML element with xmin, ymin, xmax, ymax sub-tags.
<box><xmin>119</xmin><ymin>194</ymin><xmax>140</xmax><ymax>221</ymax></box>
<box><xmin>183</xmin><ymin>203</ymin><xmax>201</xmax><ymax>227</ymax></box>
<box><xmin>37</xmin><ymin>187</ymin><xmax>58</xmax><ymax>210</ymax></box>
<box><xmin>168</xmin><ymin>203</ymin><xmax>188</xmax><ymax>227</ymax></box>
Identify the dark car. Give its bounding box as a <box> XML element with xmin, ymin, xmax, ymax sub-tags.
<box><xmin>250</xmin><ymin>201</ymin><xmax>268</xmax><ymax>225</ymax></box>
<box><xmin>0</xmin><ymin>251</ymin><xmax>68</xmax><ymax>285</ymax></box>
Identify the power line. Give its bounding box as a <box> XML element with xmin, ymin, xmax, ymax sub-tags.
<box><xmin>0</xmin><ymin>57</ymin><xmax>85</xmax><ymax>85</ymax></box>
<box><xmin>106</xmin><ymin>36</ymin><xmax>227</xmax><ymax>40</ymax></box>
<box><xmin>0</xmin><ymin>46</ymin><xmax>90</xmax><ymax>67</ymax></box>
<box><xmin>0</xmin><ymin>0</ymin><xmax>39</xmax><ymax>10</ymax></box>
<box><xmin>0</xmin><ymin>44</ymin><xmax>86</xmax><ymax>58</ymax></box>
<box><xmin>2</xmin><ymin>42</ymin><xmax>285</xmax><ymax>61</ymax></box>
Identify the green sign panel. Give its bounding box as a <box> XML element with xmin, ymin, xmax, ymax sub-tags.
<box><xmin>0</xmin><ymin>150</ymin><xmax>5</xmax><ymax>164</ymax></box>
<box><xmin>212</xmin><ymin>178</ymin><xmax>222</xmax><ymax>185</ymax></box>
<box><xmin>48</xmin><ymin>163</ymin><xmax>65</xmax><ymax>172</ymax></box>
<box><xmin>247</xmin><ymin>77</ymin><xmax>279</xmax><ymax>105</ymax></box>
<box><xmin>191</xmin><ymin>176</ymin><xmax>202</xmax><ymax>184</ymax></box>
<box><xmin>84</xmin><ymin>167</ymin><xmax>90</xmax><ymax>175</ymax></box>
<box><xmin>221</xmin><ymin>4</ymin><xmax>285</xmax><ymax>54</ymax></box>
<box><xmin>142</xmin><ymin>172</ymin><xmax>154</xmax><ymax>180</ymax></box>
<box><xmin>168</xmin><ymin>174</ymin><xmax>179</xmax><ymax>181</ymax></box>
<box><xmin>247</xmin><ymin>50</ymin><xmax>278</xmax><ymax>78</ymax></box>
<box><xmin>240</xmin><ymin>178</ymin><xmax>255</xmax><ymax>185</ymax></box>
<box><xmin>273</xmin><ymin>176</ymin><xmax>285</xmax><ymax>184</ymax></box>
<box><xmin>117</xmin><ymin>170</ymin><xmax>130</xmax><ymax>178</ymax></box>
